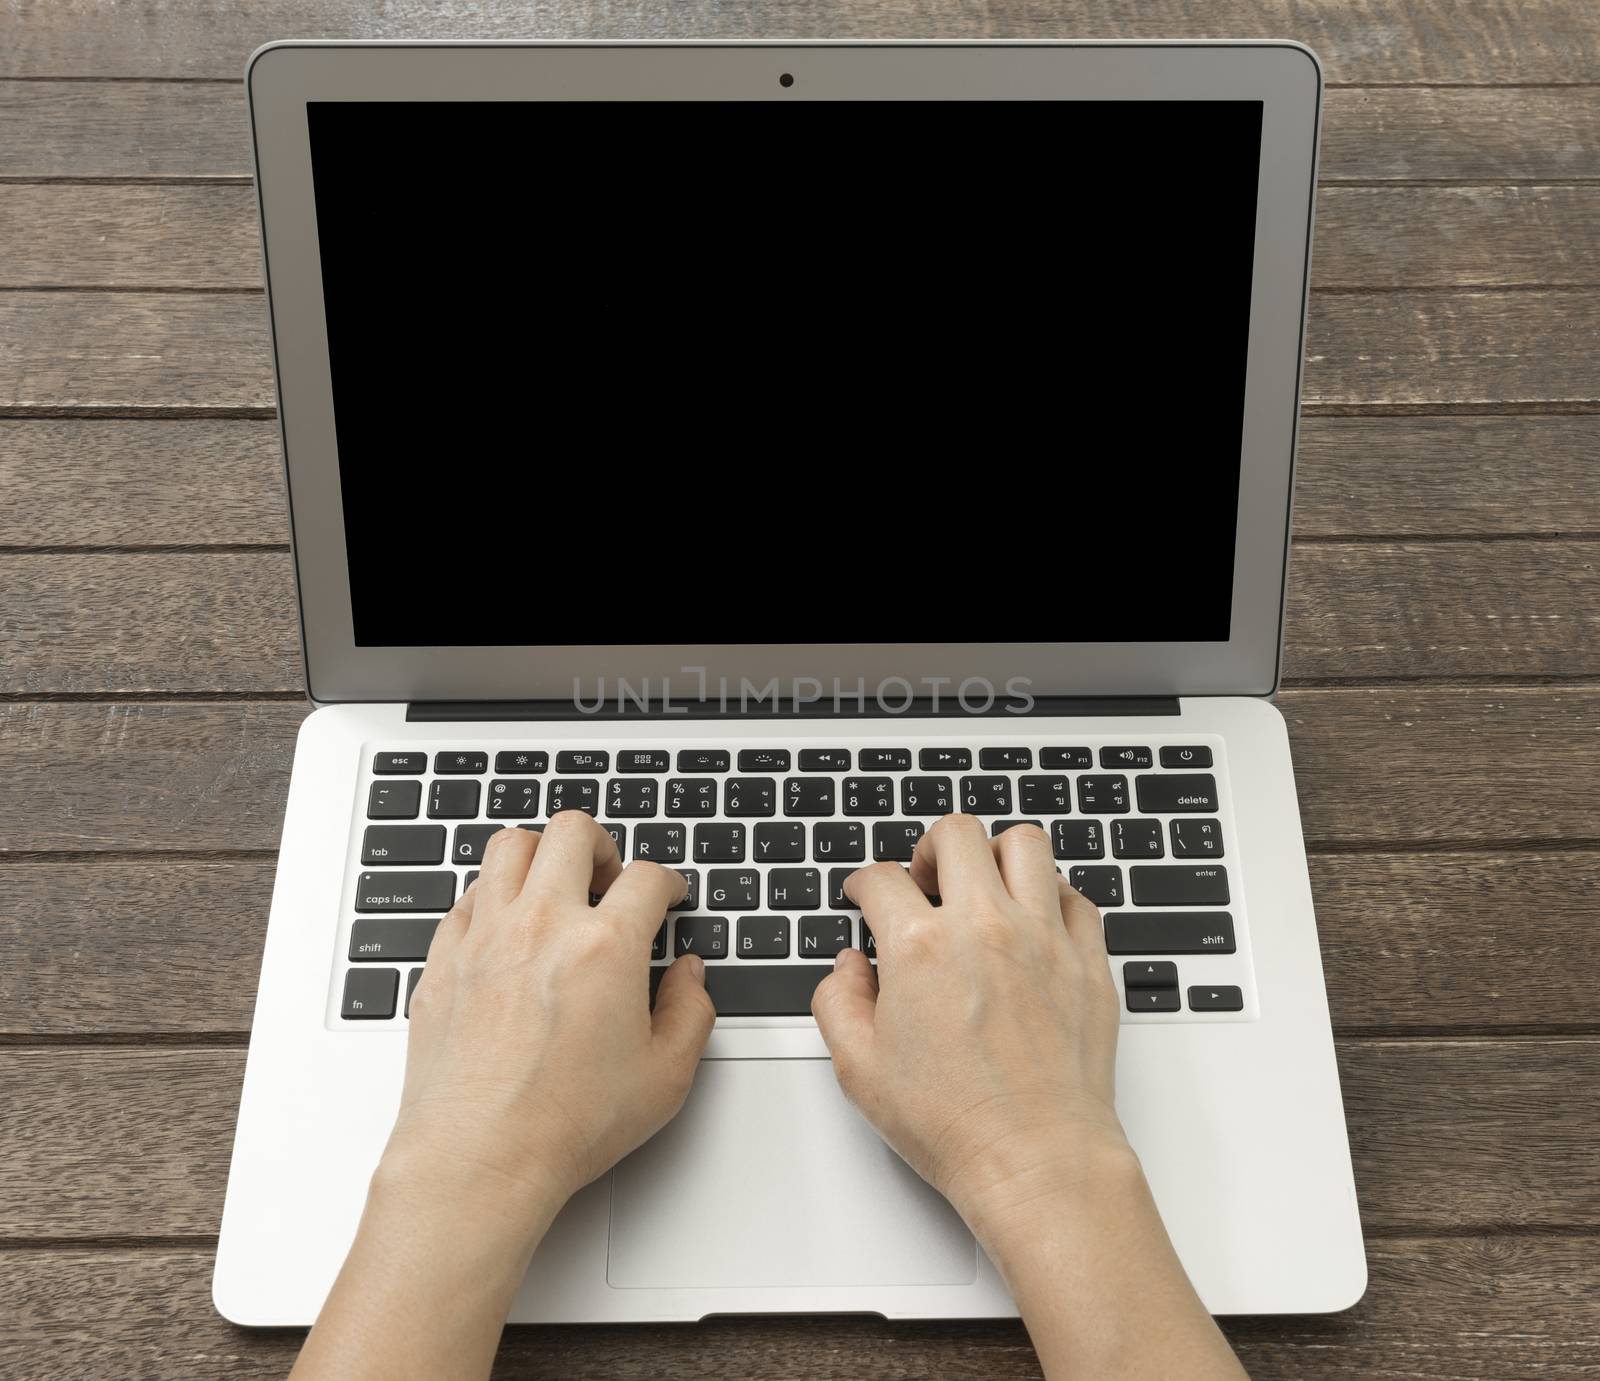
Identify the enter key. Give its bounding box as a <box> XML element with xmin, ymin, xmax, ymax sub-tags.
<box><xmin>1129</xmin><ymin>864</ymin><xmax>1230</xmax><ymax>907</ymax></box>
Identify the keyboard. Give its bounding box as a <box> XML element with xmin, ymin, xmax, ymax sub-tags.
<box><xmin>333</xmin><ymin>738</ymin><xmax>1254</xmax><ymax>1026</ymax></box>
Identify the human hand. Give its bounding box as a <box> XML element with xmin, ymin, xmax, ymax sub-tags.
<box><xmin>377</xmin><ymin>814</ymin><xmax>715</xmax><ymax>1248</ymax></box>
<box><xmin>811</xmin><ymin>814</ymin><xmax>1130</xmax><ymax>1239</ymax></box>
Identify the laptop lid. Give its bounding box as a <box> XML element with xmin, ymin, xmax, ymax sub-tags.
<box><xmin>248</xmin><ymin>41</ymin><xmax>1320</xmax><ymax>706</ymax></box>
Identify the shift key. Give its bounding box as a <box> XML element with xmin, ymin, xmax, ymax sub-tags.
<box><xmin>355</xmin><ymin>870</ymin><xmax>456</xmax><ymax>912</ymax></box>
<box><xmin>1103</xmin><ymin>911</ymin><xmax>1236</xmax><ymax>954</ymax></box>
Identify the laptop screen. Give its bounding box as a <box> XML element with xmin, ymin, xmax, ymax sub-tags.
<box><xmin>306</xmin><ymin>100</ymin><xmax>1263</xmax><ymax>649</ymax></box>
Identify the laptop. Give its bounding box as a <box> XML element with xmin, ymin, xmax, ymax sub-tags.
<box><xmin>216</xmin><ymin>39</ymin><xmax>1366</xmax><ymax>1324</ymax></box>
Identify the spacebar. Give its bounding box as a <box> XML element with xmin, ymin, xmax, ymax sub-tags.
<box><xmin>648</xmin><ymin>965</ymin><xmax>827</xmax><ymax>1016</ymax></box>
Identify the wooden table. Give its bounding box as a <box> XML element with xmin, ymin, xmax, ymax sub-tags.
<box><xmin>2</xmin><ymin>6</ymin><xmax>1597</xmax><ymax>1377</ymax></box>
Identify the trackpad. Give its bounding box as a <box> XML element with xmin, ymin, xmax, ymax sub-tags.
<box><xmin>607</xmin><ymin>1058</ymin><xmax>976</xmax><ymax>1289</ymax></box>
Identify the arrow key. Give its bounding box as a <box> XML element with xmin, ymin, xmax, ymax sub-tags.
<box><xmin>1187</xmin><ymin>985</ymin><xmax>1244</xmax><ymax>1012</ymax></box>
<box><xmin>1124</xmin><ymin>960</ymin><xmax>1179</xmax><ymax>989</ymax></box>
<box><xmin>1127</xmin><ymin>986</ymin><xmax>1181</xmax><ymax>1013</ymax></box>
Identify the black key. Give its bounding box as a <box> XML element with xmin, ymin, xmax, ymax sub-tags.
<box><xmin>350</xmin><ymin>917</ymin><xmax>440</xmax><ymax>963</ymax></box>
<box><xmin>813</xmin><ymin>821</ymin><xmax>866</xmax><ymax>861</ymax></box>
<box><xmin>960</xmin><ymin>776</ymin><xmax>1012</xmax><ymax>815</ymax></box>
<box><xmin>1019</xmin><ymin>776</ymin><xmax>1072</xmax><ymax>814</ymax></box>
<box><xmin>367</xmin><ymin>780</ymin><xmax>421</xmax><ymax>819</ymax></box>
<box><xmin>487</xmin><ymin>778</ymin><xmax>541</xmax><ymax>819</ymax></box>
<box><xmin>799</xmin><ymin>915</ymin><xmax>854</xmax><ymax>959</ymax></box>
<box><xmin>1040</xmin><ymin>746</ymin><xmax>1093</xmax><ymax>769</ymax></box>
<box><xmin>433</xmin><ymin>751</ymin><xmax>487</xmax><ymax>775</ymax></box>
<box><xmin>355</xmin><ymin>870</ymin><xmax>456</xmax><ymax>913</ymax></box>
<box><xmin>428</xmin><ymin>779</ymin><xmax>480</xmax><ymax>820</ymax></box>
<box><xmin>633</xmin><ymin>822</ymin><xmax>687</xmax><ymax>862</ymax></box>
<box><xmin>617</xmin><ymin>750</ymin><xmax>671</xmax><ymax>773</ymax></box>
<box><xmin>980</xmin><ymin>748</ymin><xmax>1032</xmax><ymax>770</ymax></box>
<box><xmin>1076</xmin><ymin>775</ymin><xmax>1130</xmax><ymax>814</ymax></box>
<box><xmin>1170</xmin><ymin>818</ymin><xmax>1225</xmax><ymax>858</ymax></box>
<box><xmin>666</xmin><ymin>778</ymin><xmax>718</xmax><ymax>816</ymax></box>
<box><xmin>1068</xmin><ymin>864</ymin><xmax>1124</xmax><ymax>907</ymax></box>
<box><xmin>900</xmin><ymin>776</ymin><xmax>953</xmax><ymax>815</ymax></box>
<box><xmin>362</xmin><ymin>825</ymin><xmax>445</xmax><ymax>866</ymax></box>
<box><xmin>675</xmin><ymin>916</ymin><xmax>729</xmax><ymax>959</ymax></box>
<box><xmin>799</xmin><ymin>749</ymin><xmax>851</xmax><ymax>771</ymax></box>
<box><xmin>557</xmin><ymin>750</ymin><xmax>609</xmax><ymax>773</ymax></box>
<box><xmin>1127</xmin><ymin>987</ymin><xmax>1181</xmax><ymax>1013</ymax></box>
<box><xmin>1130</xmin><ymin>865</ymin><xmax>1230</xmax><ymax>907</ymax></box>
<box><xmin>1188</xmin><ymin>985</ymin><xmax>1244</xmax><ymax>1012</ymax></box>
<box><xmin>601</xmin><ymin>822</ymin><xmax>626</xmax><ymax>859</ymax></box>
<box><xmin>768</xmin><ymin>867</ymin><xmax>821</xmax><ymax>910</ymax></box>
<box><xmin>341</xmin><ymin>967</ymin><xmax>398</xmax><ymax>1019</ymax></box>
<box><xmin>648</xmin><ymin>963</ymin><xmax>829</xmax><ymax>1016</ymax></box>
<box><xmin>405</xmin><ymin>967</ymin><xmax>423</xmax><ymax>1017</ymax></box>
<box><xmin>1052</xmin><ymin>819</ymin><xmax>1105</xmax><ymax>860</ymax></box>
<box><xmin>754</xmin><ymin>821</ymin><xmax>806</xmax><ymax>862</ymax></box>
<box><xmin>547</xmin><ymin>778</ymin><xmax>600</xmax><ymax>816</ymax></box>
<box><xmin>1160</xmin><ymin>745</ymin><xmax>1213</xmax><ymax>769</ymax></box>
<box><xmin>784</xmin><ymin>778</ymin><xmax>835</xmax><ymax>817</ymax></box>
<box><xmin>738</xmin><ymin>749</ymin><xmax>790</xmax><ymax>772</ymax></box>
<box><xmin>1112</xmin><ymin>819</ymin><xmax>1165</xmax><ymax>859</ymax></box>
<box><xmin>1124</xmin><ymin>960</ymin><xmax>1179</xmax><ymax>988</ymax></box>
<box><xmin>450</xmin><ymin>823</ymin><xmax>501</xmax><ymax>865</ymax></box>
<box><xmin>672</xmin><ymin>868</ymin><xmax>700</xmax><ymax>911</ymax></box>
<box><xmin>725</xmin><ymin>777</ymin><xmax>776</xmax><ymax>818</ymax></box>
<box><xmin>1136</xmin><ymin>774</ymin><xmax>1220</xmax><ymax>814</ymax></box>
<box><xmin>494</xmin><ymin>750</ymin><xmax>548</xmax><ymax>774</ymax></box>
<box><xmin>1104</xmin><ymin>911</ymin><xmax>1237</xmax><ymax>954</ymax></box>
<box><xmin>464</xmin><ymin>871</ymin><xmax>479</xmax><ymax>888</ymax></box>
<box><xmin>861</xmin><ymin>749</ymin><xmax>911</xmax><ymax>771</ymax></box>
<box><xmin>991</xmin><ymin>819</ymin><xmax>1044</xmax><ymax>836</ymax></box>
<box><xmin>706</xmin><ymin>869</ymin><xmax>760</xmax><ymax>910</ymax></box>
<box><xmin>374</xmin><ymin>751</ymin><xmax>427</xmax><ymax>775</ymax></box>
<box><xmin>828</xmin><ymin>867</ymin><xmax>859</xmax><ymax>910</ymax></box>
<box><xmin>919</xmin><ymin>747</ymin><xmax>970</xmax><ymax>771</ymax></box>
<box><xmin>652</xmin><ymin>921</ymin><xmax>667</xmax><ymax>960</ymax></box>
<box><xmin>841</xmin><ymin>777</ymin><xmax>894</xmax><ymax>816</ymax></box>
<box><xmin>874</xmin><ymin>820</ymin><xmax>924</xmax><ymax>862</ymax></box>
<box><xmin>695</xmin><ymin>822</ymin><xmax>746</xmax><ymax>862</ymax></box>
<box><xmin>606</xmin><ymin>777</ymin><xmax>658</xmax><ymax>818</ymax></box>
<box><xmin>1101</xmin><ymin>746</ymin><xmax>1153</xmax><ymax>770</ymax></box>
<box><xmin>861</xmin><ymin>922</ymin><xmax>877</xmax><ymax>958</ymax></box>
<box><xmin>678</xmin><ymin>748</ymin><xmax>730</xmax><ymax>773</ymax></box>
<box><xmin>737</xmin><ymin>916</ymin><xmax>790</xmax><ymax>959</ymax></box>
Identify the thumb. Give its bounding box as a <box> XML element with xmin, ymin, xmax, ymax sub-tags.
<box><xmin>811</xmin><ymin>948</ymin><xmax>879</xmax><ymax>1079</ymax></box>
<box><xmin>651</xmin><ymin>953</ymin><xmax>716</xmax><ymax>1072</ymax></box>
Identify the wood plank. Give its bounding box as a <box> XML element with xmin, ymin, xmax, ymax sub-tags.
<box><xmin>4</xmin><ymin>541</ymin><xmax>1593</xmax><ymax>693</ymax></box>
<box><xmin>7</xmin><ymin>415</ymin><xmax>1598</xmax><ymax>547</ymax></box>
<box><xmin>6</xmin><ymin>287</ymin><xmax>1597</xmax><ymax>414</ymax></box>
<box><xmin>5</xmin><ymin>82</ymin><xmax>1598</xmax><ymax>184</ymax></box>
<box><xmin>2</xmin><ymin>690</ymin><xmax>1596</xmax><ymax>855</ymax></box>
<box><xmin>9</xmin><ymin>183</ymin><xmax>1600</xmax><ymax>292</ymax></box>
<box><xmin>1</xmin><ymin>1237</ymin><xmax>1597</xmax><ymax>1379</ymax></box>
<box><xmin>4</xmin><ymin>0</ymin><xmax>1599</xmax><ymax>84</ymax></box>
<box><xmin>2</xmin><ymin>1040</ymin><xmax>1596</xmax><ymax>1238</ymax></box>
<box><xmin>5</xmin><ymin>851</ymin><xmax>1593</xmax><ymax>1038</ymax></box>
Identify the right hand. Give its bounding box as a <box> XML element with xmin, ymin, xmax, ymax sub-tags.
<box><xmin>810</xmin><ymin>814</ymin><xmax>1132</xmax><ymax>1235</ymax></box>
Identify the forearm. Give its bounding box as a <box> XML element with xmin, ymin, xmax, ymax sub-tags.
<box><xmin>290</xmin><ymin>1155</ymin><xmax>564</xmax><ymax>1381</ymax></box>
<box><xmin>965</xmin><ymin>1146</ymin><xmax>1246</xmax><ymax>1381</ymax></box>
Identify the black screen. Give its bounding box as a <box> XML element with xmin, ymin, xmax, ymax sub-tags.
<box><xmin>307</xmin><ymin>100</ymin><xmax>1261</xmax><ymax>647</ymax></box>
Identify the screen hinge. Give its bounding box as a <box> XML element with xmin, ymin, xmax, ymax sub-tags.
<box><xmin>406</xmin><ymin>696</ymin><xmax>1181</xmax><ymax>722</ymax></box>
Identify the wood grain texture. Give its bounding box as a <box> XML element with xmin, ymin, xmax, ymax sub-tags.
<box><xmin>7</xmin><ymin>415</ymin><xmax>1598</xmax><ymax>547</ymax></box>
<box><xmin>6</xmin><ymin>82</ymin><xmax>1598</xmax><ymax>184</ymax></box>
<box><xmin>4</xmin><ymin>0</ymin><xmax>1599</xmax><ymax>84</ymax></box>
<box><xmin>3</xmin><ymin>1237</ymin><xmax>1595</xmax><ymax>1381</ymax></box>
<box><xmin>4</xmin><ymin>1040</ymin><xmax>1596</xmax><ymax>1238</ymax></box>
<box><xmin>5</xmin><ymin>287</ymin><xmax>1597</xmax><ymax>413</ymax></box>
<box><xmin>2</xmin><ymin>690</ymin><xmax>1597</xmax><ymax>855</ymax></box>
<box><xmin>10</xmin><ymin>183</ymin><xmax>1600</xmax><ymax>290</ymax></box>
<box><xmin>3</xmin><ymin>542</ymin><xmax>1595</xmax><ymax>693</ymax></box>
<box><xmin>4</xmin><ymin>852</ymin><xmax>1594</xmax><ymax>1037</ymax></box>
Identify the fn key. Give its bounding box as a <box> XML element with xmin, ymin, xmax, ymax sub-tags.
<box><xmin>341</xmin><ymin>967</ymin><xmax>398</xmax><ymax>1019</ymax></box>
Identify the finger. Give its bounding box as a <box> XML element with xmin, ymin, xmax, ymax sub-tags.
<box><xmin>427</xmin><ymin>875</ymin><xmax>479</xmax><ymax>957</ymax></box>
<box><xmin>520</xmin><ymin>809</ymin><xmax>624</xmax><ymax>906</ymax></box>
<box><xmin>476</xmin><ymin>825</ymin><xmax>539</xmax><ymax>905</ymax></box>
<box><xmin>812</xmin><ymin>949</ymin><xmax>880</xmax><ymax>1096</ymax></box>
<box><xmin>909</xmin><ymin>812</ymin><xmax>1007</xmax><ymax>904</ymax></box>
<box><xmin>989</xmin><ymin>823</ymin><xmax>1059</xmax><ymax>915</ymax></box>
<box><xmin>598</xmin><ymin>860</ymin><xmax>688</xmax><ymax>942</ymax></box>
<box><xmin>1059</xmin><ymin>875</ymin><xmax>1109</xmax><ymax>952</ymax></box>
<box><xmin>843</xmin><ymin>861</ymin><xmax>931</xmax><ymax>945</ymax></box>
<box><xmin>651</xmin><ymin>953</ymin><xmax>716</xmax><ymax>1073</ymax></box>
